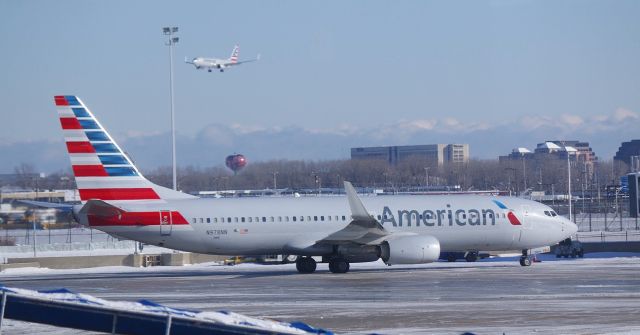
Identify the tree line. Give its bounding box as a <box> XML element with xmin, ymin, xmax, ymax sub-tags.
<box><xmin>7</xmin><ymin>157</ymin><xmax>632</xmax><ymax>196</ymax></box>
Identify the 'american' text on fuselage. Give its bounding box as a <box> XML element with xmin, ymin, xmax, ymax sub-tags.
<box><xmin>381</xmin><ymin>205</ymin><xmax>497</xmax><ymax>227</ymax></box>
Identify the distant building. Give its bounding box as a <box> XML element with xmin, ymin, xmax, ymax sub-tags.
<box><xmin>499</xmin><ymin>147</ymin><xmax>534</xmax><ymax>161</ymax></box>
<box><xmin>501</xmin><ymin>140</ymin><xmax>596</xmax><ymax>162</ymax></box>
<box><xmin>500</xmin><ymin>140</ymin><xmax>597</xmax><ymax>176</ymax></box>
<box><xmin>614</xmin><ymin>140</ymin><xmax>640</xmax><ymax>168</ymax></box>
<box><xmin>351</xmin><ymin>144</ymin><xmax>469</xmax><ymax>165</ymax></box>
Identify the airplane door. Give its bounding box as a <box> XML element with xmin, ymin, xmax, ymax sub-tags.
<box><xmin>520</xmin><ymin>205</ymin><xmax>532</xmax><ymax>229</ymax></box>
<box><xmin>160</xmin><ymin>210</ymin><xmax>172</xmax><ymax>236</ymax></box>
<box><xmin>516</xmin><ymin>205</ymin><xmax>532</xmax><ymax>242</ymax></box>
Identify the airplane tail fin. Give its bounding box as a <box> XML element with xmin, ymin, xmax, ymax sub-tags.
<box><xmin>229</xmin><ymin>45</ymin><xmax>239</xmax><ymax>64</ymax></box>
<box><xmin>54</xmin><ymin>95</ymin><xmax>195</xmax><ymax>203</ymax></box>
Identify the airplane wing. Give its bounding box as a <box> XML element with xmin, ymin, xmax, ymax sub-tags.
<box><xmin>315</xmin><ymin>181</ymin><xmax>396</xmax><ymax>245</ymax></box>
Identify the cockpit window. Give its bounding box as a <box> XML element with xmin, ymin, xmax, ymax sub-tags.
<box><xmin>544</xmin><ymin>211</ymin><xmax>551</xmax><ymax>216</ymax></box>
<box><xmin>551</xmin><ymin>211</ymin><xmax>557</xmax><ymax>217</ymax></box>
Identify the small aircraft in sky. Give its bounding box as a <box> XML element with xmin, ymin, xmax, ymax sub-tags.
<box><xmin>185</xmin><ymin>45</ymin><xmax>260</xmax><ymax>72</ymax></box>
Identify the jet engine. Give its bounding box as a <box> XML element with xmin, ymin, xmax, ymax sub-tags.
<box><xmin>380</xmin><ymin>235</ymin><xmax>441</xmax><ymax>265</ymax></box>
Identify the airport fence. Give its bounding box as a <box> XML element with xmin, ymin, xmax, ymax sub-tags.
<box><xmin>0</xmin><ymin>227</ymin><xmax>117</xmax><ymax>247</ymax></box>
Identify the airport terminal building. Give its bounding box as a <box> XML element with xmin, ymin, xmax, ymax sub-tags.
<box><xmin>350</xmin><ymin>144</ymin><xmax>469</xmax><ymax>166</ymax></box>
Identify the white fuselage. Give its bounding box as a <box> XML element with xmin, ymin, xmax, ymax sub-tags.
<box><xmin>192</xmin><ymin>57</ymin><xmax>232</xmax><ymax>70</ymax></box>
<box><xmin>88</xmin><ymin>195</ymin><xmax>577</xmax><ymax>256</ymax></box>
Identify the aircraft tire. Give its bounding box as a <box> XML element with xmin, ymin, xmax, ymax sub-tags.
<box><xmin>519</xmin><ymin>256</ymin><xmax>532</xmax><ymax>267</ymax></box>
<box><xmin>296</xmin><ymin>257</ymin><xmax>316</xmax><ymax>274</ymax></box>
<box><xmin>329</xmin><ymin>259</ymin><xmax>350</xmax><ymax>274</ymax></box>
<box><xmin>465</xmin><ymin>252</ymin><xmax>478</xmax><ymax>262</ymax></box>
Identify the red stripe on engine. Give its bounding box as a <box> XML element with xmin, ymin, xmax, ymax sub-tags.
<box><xmin>72</xmin><ymin>165</ymin><xmax>108</xmax><ymax>177</ymax></box>
<box><xmin>66</xmin><ymin>141</ymin><xmax>95</xmax><ymax>153</ymax></box>
<box><xmin>79</xmin><ymin>188</ymin><xmax>160</xmax><ymax>201</ymax></box>
<box><xmin>54</xmin><ymin>96</ymin><xmax>68</xmax><ymax>106</ymax></box>
<box><xmin>88</xmin><ymin>211</ymin><xmax>189</xmax><ymax>226</ymax></box>
<box><xmin>60</xmin><ymin>117</ymin><xmax>82</xmax><ymax>129</ymax></box>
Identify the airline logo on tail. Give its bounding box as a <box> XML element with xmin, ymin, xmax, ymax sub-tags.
<box><xmin>55</xmin><ymin>95</ymin><xmax>166</xmax><ymax>202</ymax></box>
<box><xmin>229</xmin><ymin>45</ymin><xmax>239</xmax><ymax>64</ymax></box>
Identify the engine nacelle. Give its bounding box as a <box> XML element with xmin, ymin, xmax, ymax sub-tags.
<box><xmin>381</xmin><ymin>235</ymin><xmax>441</xmax><ymax>265</ymax></box>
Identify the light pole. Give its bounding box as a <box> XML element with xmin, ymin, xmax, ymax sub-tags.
<box><xmin>522</xmin><ymin>156</ymin><xmax>527</xmax><ymax>193</ymax></box>
<box><xmin>272</xmin><ymin>171</ymin><xmax>278</xmax><ymax>190</ymax></box>
<box><xmin>163</xmin><ymin>26</ymin><xmax>179</xmax><ymax>190</ymax></box>
<box><xmin>564</xmin><ymin>146</ymin><xmax>578</xmax><ymax>221</ymax></box>
<box><xmin>505</xmin><ymin>167</ymin><xmax>516</xmax><ymax>196</ymax></box>
<box><xmin>424</xmin><ymin>167</ymin><xmax>430</xmax><ymax>189</ymax></box>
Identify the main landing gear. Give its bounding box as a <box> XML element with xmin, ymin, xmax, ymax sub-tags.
<box><xmin>295</xmin><ymin>257</ymin><xmax>351</xmax><ymax>274</ymax></box>
<box><xmin>328</xmin><ymin>258</ymin><xmax>350</xmax><ymax>274</ymax></box>
<box><xmin>295</xmin><ymin>257</ymin><xmax>317</xmax><ymax>274</ymax></box>
<box><xmin>519</xmin><ymin>249</ymin><xmax>532</xmax><ymax>267</ymax></box>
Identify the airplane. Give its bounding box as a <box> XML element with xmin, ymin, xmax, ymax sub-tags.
<box><xmin>185</xmin><ymin>45</ymin><xmax>259</xmax><ymax>72</ymax></box>
<box><xmin>52</xmin><ymin>95</ymin><xmax>578</xmax><ymax>274</ymax></box>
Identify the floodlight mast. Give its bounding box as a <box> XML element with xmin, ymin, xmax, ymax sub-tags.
<box><xmin>163</xmin><ymin>26</ymin><xmax>179</xmax><ymax>191</ymax></box>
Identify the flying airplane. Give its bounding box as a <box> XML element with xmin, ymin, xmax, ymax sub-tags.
<box><xmin>53</xmin><ymin>95</ymin><xmax>577</xmax><ymax>274</ymax></box>
<box><xmin>185</xmin><ymin>45</ymin><xmax>259</xmax><ymax>72</ymax></box>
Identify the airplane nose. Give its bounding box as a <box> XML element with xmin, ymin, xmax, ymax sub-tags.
<box><xmin>565</xmin><ymin>218</ymin><xmax>578</xmax><ymax>235</ymax></box>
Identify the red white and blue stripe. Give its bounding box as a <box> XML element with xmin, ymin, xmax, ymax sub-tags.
<box><xmin>492</xmin><ymin>200</ymin><xmax>522</xmax><ymax>225</ymax></box>
<box><xmin>55</xmin><ymin>95</ymin><xmax>160</xmax><ymax>202</ymax></box>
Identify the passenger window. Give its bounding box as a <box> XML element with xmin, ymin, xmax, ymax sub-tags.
<box><xmin>342</xmin><ymin>215</ymin><xmax>346</xmax><ymax>221</ymax></box>
<box><xmin>206</xmin><ymin>218</ymin><xmax>211</xmax><ymax>223</ymax></box>
<box><xmin>234</xmin><ymin>217</ymin><xmax>238</xmax><ymax>223</ymax></box>
<box><xmin>314</xmin><ymin>216</ymin><xmax>318</xmax><ymax>221</ymax></box>
<box><xmin>199</xmin><ymin>218</ymin><xmax>204</xmax><ymax>223</ymax></box>
<box><xmin>255</xmin><ymin>217</ymin><xmax>259</xmax><ymax>222</ymax></box>
<box><xmin>270</xmin><ymin>216</ymin><xmax>274</xmax><ymax>222</ymax></box>
<box><xmin>262</xmin><ymin>217</ymin><xmax>266</xmax><ymax>222</ymax></box>
<box><xmin>214</xmin><ymin>218</ymin><xmax>218</xmax><ymax>223</ymax></box>
<box><xmin>307</xmin><ymin>216</ymin><xmax>311</xmax><ymax>221</ymax></box>
<box><xmin>248</xmin><ymin>217</ymin><xmax>252</xmax><ymax>223</ymax></box>
<box><xmin>335</xmin><ymin>216</ymin><xmax>339</xmax><ymax>221</ymax></box>
<box><xmin>241</xmin><ymin>217</ymin><xmax>245</xmax><ymax>223</ymax></box>
<box><xmin>285</xmin><ymin>216</ymin><xmax>289</xmax><ymax>222</ymax></box>
<box><xmin>328</xmin><ymin>216</ymin><xmax>332</xmax><ymax>221</ymax></box>
<box><xmin>320</xmin><ymin>216</ymin><xmax>324</xmax><ymax>221</ymax></box>
<box><xmin>300</xmin><ymin>216</ymin><xmax>304</xmax><ymax>222</ymax></box>
<box><xmin>192</xmin><ymin>218</ymin><xmax>196</xmax><ymax>224</ymax></box>
<box><xmin>227</xmin><ymin>217</ymin><xmax>231</xmax><ymax>223</ymax></box>
<box><xmin>293</xmin><ymin>216</ymin><xmax>297</xmax><ymax>222</ymax></box>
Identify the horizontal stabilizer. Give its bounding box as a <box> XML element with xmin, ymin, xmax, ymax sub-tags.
<box><xmin>78</xmin><ymin>199</ymin><xmax>126</xmax><ymax>218</ymax></box>
<box><xmin>16</xmin><ymin>200</ymin><xmax>74</xmax><ymax>212</ymax></box>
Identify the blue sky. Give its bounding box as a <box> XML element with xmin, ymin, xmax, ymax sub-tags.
<box><xmin>1</xmin><ymin>1</ymin><xmax>639</xmax><ymax>173</ymax></box>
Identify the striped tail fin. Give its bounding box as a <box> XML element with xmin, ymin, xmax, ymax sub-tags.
<box><xmin>55</xmin><ymin>95</ymin><xmax>195</xmax><ymax>203</ymax></box>
<box><xmin>229</xmin><ymin>45</ymin><xmax>239</xmax><ymax>64</ymax></box>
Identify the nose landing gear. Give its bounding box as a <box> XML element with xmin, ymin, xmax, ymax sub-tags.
<box><xmin>519</xmin><ymin>249</ymin><xmax>532</xmax><ymax>266</ymax></box>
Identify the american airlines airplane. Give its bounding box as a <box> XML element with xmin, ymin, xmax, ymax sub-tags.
<box><xmin>54</xmin><ymin>95</ymin><xmax>577</xmax><ymax>274</ymax></box>
<box><xmin>185</xmin><ymin>45</ymin><xmax>259</xmax><ymax>72</ymax></box>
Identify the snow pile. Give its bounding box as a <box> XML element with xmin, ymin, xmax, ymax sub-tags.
<box><xmin>0</xmin><ymin>286</ymin><xmax>332</xmax><ymax>335</ymax></box>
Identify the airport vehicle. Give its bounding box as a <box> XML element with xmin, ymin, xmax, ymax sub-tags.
<box><xmin>185</xmin><ymin>45</ymin><xmax>259</xmax><ymax>72</ymax></box>
<box><xmin>53</xmin><ymin>95</ymin><xmax>578</xmax><ymax>273</ymax></box>
<box><xmin>555</xmin><ymin>238</ymin><xmax>584</xmax><ymax>258</ymax></box>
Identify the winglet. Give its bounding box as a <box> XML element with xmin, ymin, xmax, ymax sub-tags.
<box><xmin>344</xmin><ymin>181</ymin><xmax>372</xmax><ymax>221</ymax></box>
